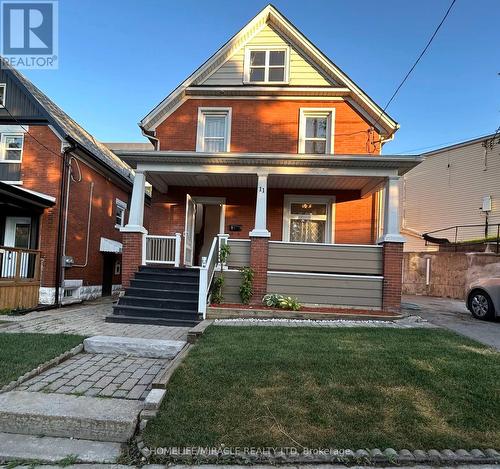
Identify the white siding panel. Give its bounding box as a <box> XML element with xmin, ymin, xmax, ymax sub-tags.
<box><xmin>202</xmin><ymin>25</ymin><xmax>333</xmax><ymax>86</ymax></box>
<box><xmin>402</xmin><ymin>139</ymin><xmax>500</xmax><ymax>251</ymax></box>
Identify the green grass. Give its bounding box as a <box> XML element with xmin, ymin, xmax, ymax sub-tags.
<box><xmin>0</xmin><ymin>333</ymin><xmax>84</xmax><ymax>387</ymax></box>
<box><xmin>144</xmin><ymin>326</ymin><xmax>500</xmax><ymax>450</ymax></box>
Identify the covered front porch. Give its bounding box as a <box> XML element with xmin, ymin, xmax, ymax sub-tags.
<box><xmin>117</xmin><ymin>152</ymin><xmax>420</xmax><ymax>317</ymax></box>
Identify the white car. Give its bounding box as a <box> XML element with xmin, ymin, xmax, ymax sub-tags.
<box><xmin>466</xmin><ymin>278</ymin><xmax>500</xmax><ymax>320</ymax></box>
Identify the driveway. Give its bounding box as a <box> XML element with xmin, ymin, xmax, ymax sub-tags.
<box><xmin>403</xmin><ymin>295</ymin><xmax>500</xmax><ymax>350</ymax></box>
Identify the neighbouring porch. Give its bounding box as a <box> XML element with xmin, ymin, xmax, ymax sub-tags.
<box><xmin>0</xmin><ymin>182</ymin><xmax>55</xmax><ymax>310</ymax></box>
<box><xmin>116</xmin><ymin>152</ymin><xmax>421</xmax><ymax>320</ymax></box>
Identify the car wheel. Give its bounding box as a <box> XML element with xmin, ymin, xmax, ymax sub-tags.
<box><xmin>469</xmin><ymin>290</ymin><xmax>495</xmax><ymax>320</ymax></box>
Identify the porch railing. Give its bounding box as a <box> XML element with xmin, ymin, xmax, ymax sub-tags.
<box><xmin>0</xmin><ymin>246</ymin><xmax>41</xmax><ymax>310</ymax></box>
<box><xmin>198</xmin><ymin>234</ymin><xmax>228</xmax><ymax>318</ymax></box>
<box><xmin>144</xmin><ymin>233</ymin><xmax>181</xmax><ymax>267</ymax></box>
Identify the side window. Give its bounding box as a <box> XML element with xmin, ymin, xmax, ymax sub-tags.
<box><xmin>0</xmin><ymin>84</ymin><xmax>6</xmax><ymax>107</ymax></box>
<box><xmin>115</xmin><ymin>198</ymin><xmax>127</xmax><ymax>228</ymax></box>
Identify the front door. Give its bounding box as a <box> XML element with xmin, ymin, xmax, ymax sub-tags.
<box><xmin>2</xmin><ymin>216</ymin><xmax>31</xmax><ymax>277</ymax></box>
<box><xmin>184</xmin><ymin>194</ymin><xmax>196</xmax><ymax>266</ymax></box>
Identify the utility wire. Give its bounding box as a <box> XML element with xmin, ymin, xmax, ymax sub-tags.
<box><xmin>1</xmin><ymin>103</ymin><xmax>67</xmax><ymax>160</ymax></box>
<box><xmin>374</xmin><ymin>0</ymin><xmax>457</xmax><ymax>128</ymax></box>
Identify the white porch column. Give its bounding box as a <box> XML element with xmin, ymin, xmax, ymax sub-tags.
<box><xmin>122</xmin><ymin>170</ymin><xmax>147</xmax><ymax>234</ymax></box>
<box><xmin>249</xmin><ymin>173</ymin><xmax>270</xmax><ymax>237</ymax></box>
<box><xmin>378</xmin><ymin>176</ymin><xmax>405</xmax><ymax>243</ymax></box>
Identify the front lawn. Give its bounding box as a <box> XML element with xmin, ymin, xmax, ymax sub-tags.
<box><xmin>0</xmin><ymin>333</ymin><xmax>85</xmax><ymax>387</ymax></box>
<box><xmin>144</xmin><ymin>326</ymin><xmax>500</xmax><ymax>450</ymax></box>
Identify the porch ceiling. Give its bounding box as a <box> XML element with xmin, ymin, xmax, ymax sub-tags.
<box><xmin>147</xmin><ymin>172</ymin><xmax>382</xmax><ymax>192</ymax></box>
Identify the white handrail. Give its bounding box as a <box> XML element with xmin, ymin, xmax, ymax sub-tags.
<box><xmin>198</xmin><ymin>236</ymin><xmax>218</xmax><ymax>318</ymax></box>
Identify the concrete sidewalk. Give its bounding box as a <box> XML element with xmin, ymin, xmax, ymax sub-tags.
<box><xmin>403</xmin><ymin>295</ymin><xmax>500</xmax><ymax>350</ymax></box>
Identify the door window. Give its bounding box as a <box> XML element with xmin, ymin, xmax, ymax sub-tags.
<box><xmin>284</xmin><ymin>197</ymin><xmax>333</xmax><ymax>243</ymax></box>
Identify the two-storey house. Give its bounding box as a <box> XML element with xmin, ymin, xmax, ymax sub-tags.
<box><xmin>0</xmin><ymin>60</ymin><xmax>134</xmax><ymax>309</ymax></box>
<box><xmin>107</xmin><ymin>5</ymin><xmax>422</xmax><ymax>326</ymax></box>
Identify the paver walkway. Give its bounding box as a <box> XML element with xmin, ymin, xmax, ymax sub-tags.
<box><xmin>0</xmin><ymin>299</ymin><xmax>190</xmax><ymax>340</ymax></box>
<box><xmin>16</xmin><ymin>353</ymin><xmax>166</xmax><ymax>400</ymax></box>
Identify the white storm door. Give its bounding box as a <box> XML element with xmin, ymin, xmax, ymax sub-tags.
<box><xmin>2</xmin><ymin>216</ymin><xmax>31</xmax><ymax>277</ymax></box>
<box><xmin>183</xmin><ymin>194</ymin><xmax>196</xmax><ymax>266</ymax></box>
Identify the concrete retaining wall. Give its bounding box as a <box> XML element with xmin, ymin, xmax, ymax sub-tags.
<box><xmin>403</xmin><ymin>251</ymin><xmax>500</xmax><ymax>299</ymax></box>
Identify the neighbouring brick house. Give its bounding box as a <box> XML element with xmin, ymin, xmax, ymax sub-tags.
<box><xmin>106</xmin><ymin>4</ymin><xmax>422</xmax><ymax>326</ymax></box>
<box><xmin>0</xmin><ymin>60</ymin><xmax>135</xmax><ymax>308</ymax></box>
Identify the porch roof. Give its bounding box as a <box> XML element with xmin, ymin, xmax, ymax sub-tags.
<box><xmin>0</xmin><ymin>181</ymin><xmax>56</xmax><ymax>211</ymax></box>
<box><xmin>117</xmin><ymin>151</ymin><xmax>422</xmax><ymax>176</ymax></box>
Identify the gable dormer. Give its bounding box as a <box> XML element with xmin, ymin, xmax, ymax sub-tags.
<box><xmin>201</xmin><ymin>24</ymin><xmax>334</xmax><ymax>87</ymax></box>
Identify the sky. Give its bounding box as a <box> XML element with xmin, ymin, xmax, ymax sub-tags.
<box><xmin>21</xmin><ymin>0</ymin><xmax>500</xmax><ymax>154</ymax></box>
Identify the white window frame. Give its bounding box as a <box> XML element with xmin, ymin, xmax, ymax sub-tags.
<box><xmin>0</xmin><ymin>133</ymin><xmax>24</xmax><ymax>163</ymax></box>
<box><xmin>243</xmin><ymin>46</ymin><xmax>290</xmax><ymax>84</ymax></box>
<box><xmin>196</xmin><ymin>107</ymin><xmax>232</xmax><ymax>152</ymax></box>
<box><xmin>282</xmin><ymin>195</ymin><xmax>336</xmax><ymax>244</ymax></box>
<box><xmin>115</xmin><ymin>198</ymin><xmax>127</xmax><ymax>229</ymax></box>
<box><xmin>298</xmin><ymin>108</ymin><xmax>336</xmax><ymax>155</ymax></box>
<box><xmin>0</xmin><ymin>84</ymin><xmax>5</xmax><ymax>107</ymax></box>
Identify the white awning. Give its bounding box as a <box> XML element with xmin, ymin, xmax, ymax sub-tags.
<box><xmin>100</xmin><ymin>237</ymin><xmax>123</xmax><ymax>253</ymax></box>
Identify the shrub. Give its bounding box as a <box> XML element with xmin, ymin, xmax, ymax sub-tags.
<box><xmin>278</xmin><ymin>296</ymin><xmax>302</xmax><ymax>311</ymax></box>
<box><xmin>262</xmin><ymin>293</ymin><xmax>302</xmax><ymax>311</ymax></box>
<box><xmin>239</xmin><ymin>267</ymin><xmax>254</xmax><ymax>304</ymax></box>
<box><xmin>211</xmin><ymin>276</ymin><xmax>224</xmax><ymax>304</ymax></box>
<box><xmin>262</xmin><ymin>293</ymin><xmax>282</xmax><ymax>308</ymax></box>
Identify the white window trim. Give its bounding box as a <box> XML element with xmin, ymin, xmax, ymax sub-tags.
<box><xmin>282</xmin><ymin>195</ymin><xmax>336</xmax><ymax>244</ymax></box>
<box><xmin>0</xmin><ymin>84</ymin><xmax>5</xmax><ymax>107</ymax></box>
<box><xmin>243</xmin><ymin>46</ymin><xmax>290</xmax><ymax>84</ymax></box>
<box><xmin>196</xmin><ymin>107</ymin><xmax>232</xmax><ymax>152</ymax></box>
<box><xmin>298</xmin><ymin>108</ymin><xmax>336</xmax><ymax>155</ymax></box>
<box><xmin>0</xmin><ymin>133</ymin><xmax>24</xmax><ymax>163</ymax></box>
<box><xmin>115</xmin><ymin>198</ymin><xmax>127</xmax><ymax>229</ymax></box>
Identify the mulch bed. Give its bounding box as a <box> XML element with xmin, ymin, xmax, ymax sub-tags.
<box><xmin>210</xmin><ymin>303</ymin><xmax>397</xmax><ymax>317</ymax></box>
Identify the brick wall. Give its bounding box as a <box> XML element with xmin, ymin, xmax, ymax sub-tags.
<box><xmin>20</xmin><ymin>125</ymin><xmax>131</xmax><ymax>289</ymax></box>
<box><xmin>382</xmin><ymin>242</ymin><xmax>404</xmax><ymax>311</ymax></box>
<box><xmin>156</xmin><ymin>99</ymin><xmax>381</xmax><ymax>154</ymax></box>
<box><xmin>249</xmin><ymin>237</ymin><xmax>269</xmax><ymax>303</ymax></box>
<box><xmin>121</xmin><ymin>232</ymin><xmax>143</xmax><ymax>288</ymax></box>
<box><xmin>149</xmin><ymin>186</ymin><xmax>375</xmax><ymax>246</ymax></box>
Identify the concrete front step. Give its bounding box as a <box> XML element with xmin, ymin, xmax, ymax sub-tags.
<box><xmin>112</xmin><ymin>304</ymin><xmax>200</xmax><ymax>321</ymax></box>
<box><xmin>0</xmin><ymin>432</ymin><xmax>122</xmax><ymax>463</ymax></box>
<box><xmin>83</xmin><ymin>335</ymin><xmax>186</xmax><ymax>359</ymax></box>
<box><xmin>0</xmin><ymin>391</ymin><xmax>141</xmax><ymax>443</ymax></box>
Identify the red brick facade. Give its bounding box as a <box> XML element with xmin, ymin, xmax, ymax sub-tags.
<box><xmin>381</xmin><ymin>242</ymin><xmax>404</xmax><ymax>311</ymax></box>
<box><xmin>19</xmin><ymin>126</ymin><xmax>130</xmax><ymax>294</ymax></box>
<box><xmin>121</xmin><ymin>232</ymin><xmax>143</xmax><ymax>288</ymax></box>
<box><xmin>157</xmin><ymin>99</ymin><xmax>381</xmax><ymax>155</ymax></box>
<box><xmin>249</xmin><ymin>237</ymin><xmax>269</xmax><ymax>304</ymax></box>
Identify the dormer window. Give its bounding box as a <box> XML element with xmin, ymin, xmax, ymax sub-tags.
<box><xmin>0</xmin><ymin>84</ymin><xmax>5</xmax><ymax>107</ymax></box>
<box><xmin>244</xmin><ymin>47</ymin><xmax>289</xmax><ymax>84</ymax></box>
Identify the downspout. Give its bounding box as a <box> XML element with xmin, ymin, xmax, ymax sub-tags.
<box><xmin>140</xmin><ymin>125</ymin><xmax>160</xmax><ymax>150</ymax></box>
<box><xmin>54</xmin><ymin>143</ymin><xmax>75</xmax><ymax>307</ymax></box>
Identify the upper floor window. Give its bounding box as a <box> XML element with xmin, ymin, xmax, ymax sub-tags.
<box><xmin>196</xmin><ymin>108</ymin><xmax>231</xmax><ymax>152</ymax></box>
<box><xmin>0</xmin><ymin>84</ymin><xmax>5</xmax><ymax>107</ymax></box>
<box><xmin>115</xmin><ymin>198</ymin><xmax>127</xmax><ymax>228</ymax></box>
<box><xmin>1</xmin><ymin>134</ymin><xmax>24</xmax><ymax>162</ymax></box>
<box><xmin>244</xmin><ymin>47</ymin><xmax>289</xmax><ymax>84</ymax></box>
<box><xmin>298</xmin><ymin>108</ymin><xmax>335</xmax><ymax>155</ymax></box>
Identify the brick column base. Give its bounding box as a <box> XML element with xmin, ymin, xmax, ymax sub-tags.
<box><xmin>381</xmin><ymin>241</ymin><xmax>404</xmax><ymax>312</ymax></box>
<box><xmin>249</xmin><ymin>236</ymin><xmax>269</xmax><ymax>305</ymax></box>
<box><xmin>122</xmin><ymin>232</ymin><xmax>144</xmax><ymax>289</ymax></box>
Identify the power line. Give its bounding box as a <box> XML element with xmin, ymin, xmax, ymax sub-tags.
<box><xmin>374</xmin><ymin>0</ymin><xmax>457</xmax><ymax>128</ymax></box>
<box><xmin>1</xmin><ymin>103</ymin><xmax>67</xmax><ymax>161</ymax></box>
